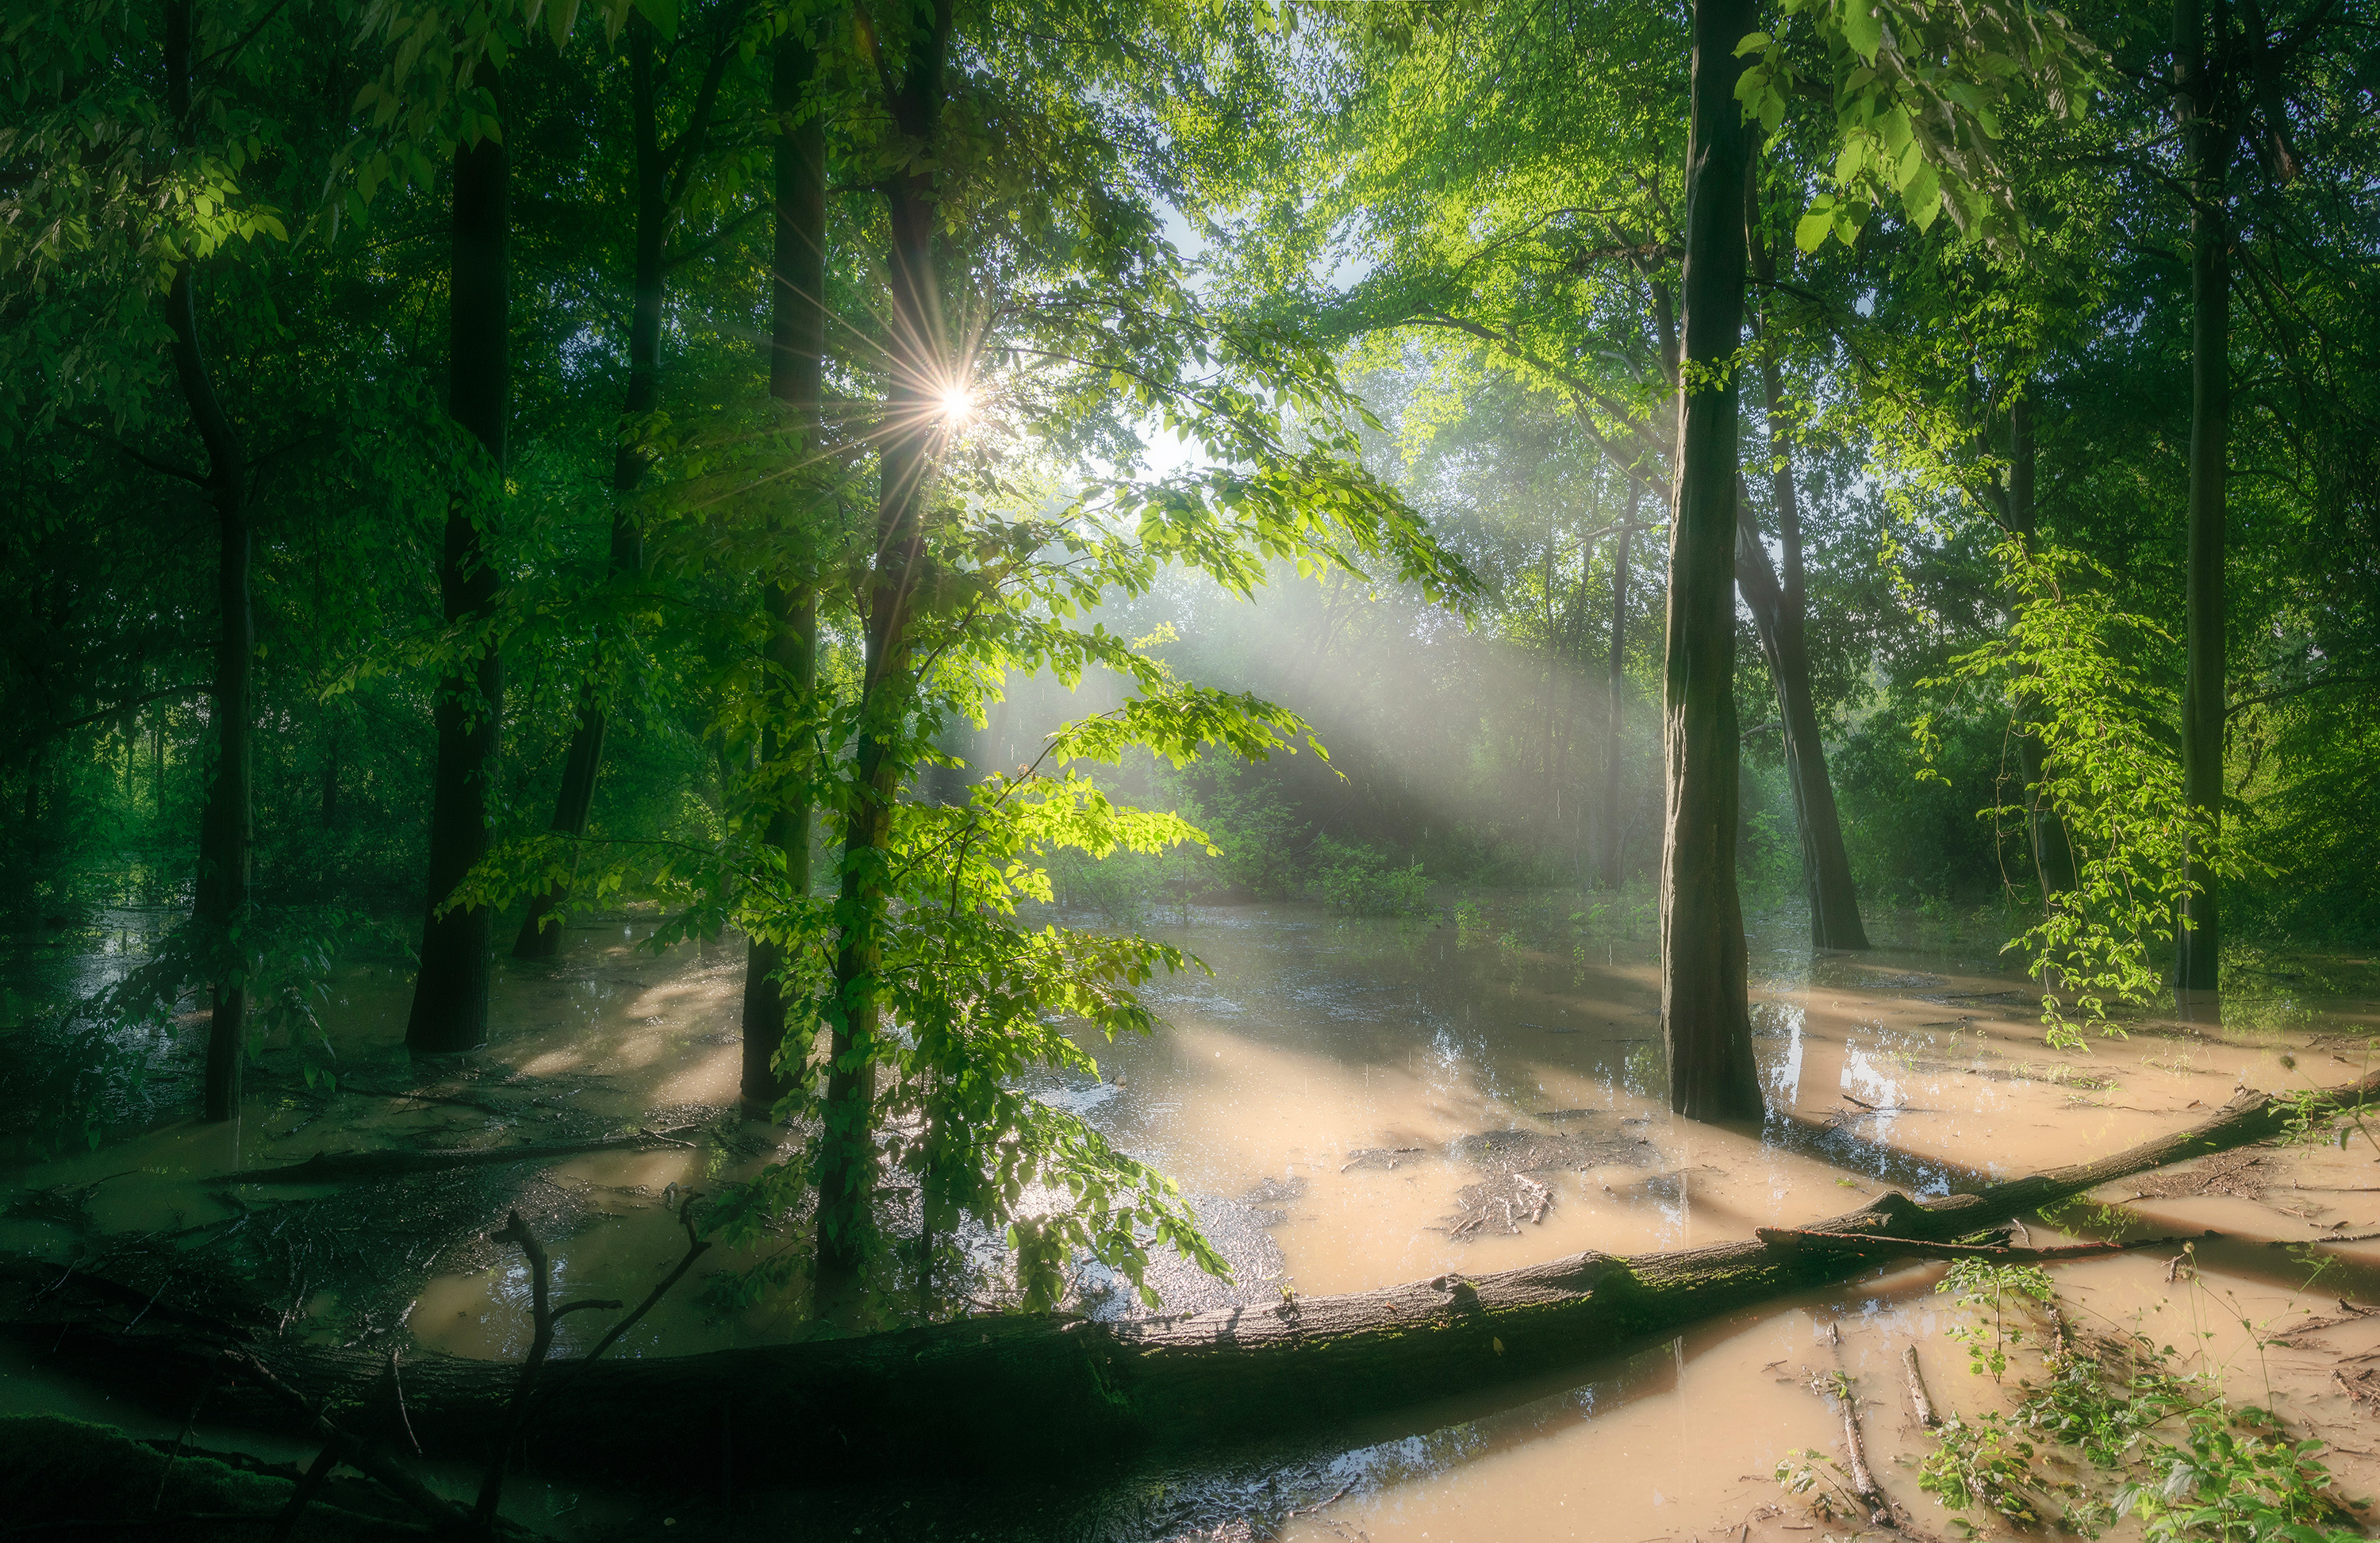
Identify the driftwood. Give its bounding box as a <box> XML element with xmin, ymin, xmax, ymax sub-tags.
<box><xmin>217</xmin><ymin>1130</ymin><xmax>694</xmax><ymax>1185</ymax></box>
<box><xmin>1902</xmin><ymin>1344</ymin><xmax>1939</xmax><ymax>1430</ymax></box>
<box><xmin>22</xmin><ymin>1074</ymin><xmax>2378</xmax><ymax>1487</ymax></box>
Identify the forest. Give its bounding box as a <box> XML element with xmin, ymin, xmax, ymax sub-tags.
<box><xmin>2</xmin><ymin>0</ymin><xmax>2378</xmax><ymax>1538</ymax></box>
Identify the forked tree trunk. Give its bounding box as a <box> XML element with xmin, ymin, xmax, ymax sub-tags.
<box><xmin>1733</xmin><ymin>477</ymin><xmax>1867</xmax><ymax>952</ymax></box>
<box><xmin>1660</xmin><ymin>0</ymin><xmax>1761</xmax><ymax>1122</ymax></box>
<box><xmin>1735</xmin><ymin>213</ymin><xmax>1868</xmax><ymax>950</ymax></box>
<box><xmin>163</xmin><ymin>2</ymin><xmax>253</xmax><ymax>1125</ymax></box>
<box><xmin>48</xmin><ymin>1075</ymin><xmax>2367</xmax><ymax>1484</ymax></box>
<box><xmin>2172</xmin><ymin>0</ymin><xmax>2232</xmax><ymax>995</ymax></box>
<box><xmin>739</xmin><ymin>29</ymin><xmax>828</xmax><ymax>1111</ymax></box>
<box><xmin>405</xmin><ymin>70</ymin><xmax>509</xmax><ymax>1056</ymax></box>
<box><xmin>813</xmin><ymin>0</ymin><xmax>954</xmax><ymax>1320</ymax></box>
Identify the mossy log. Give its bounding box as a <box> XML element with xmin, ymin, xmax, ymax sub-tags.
<box><xmin>25</xmin><ymin>1076</ymin><xmax>2374</xmax><ymax>1486</ymax></box>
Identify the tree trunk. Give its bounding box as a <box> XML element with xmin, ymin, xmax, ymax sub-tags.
<box><xmin>513</xmin><ymin>20</ymin><xmax>685</xmax><ymax>961</ymax></box>
<box><xmin>814</xmin><ymin>0</ymin><xmax>952</xmax><ymax>1321</ymax></box>
<box><xmin>1733</xmin><ymin>480</ymin><xmax>1867</xmax><ymax>951</ymax></box>
<box><xmin>45</xmin><ymin>1076</ymin><xmax>2367</xmax><ymax>1484</ymax></box>
<box><xmin>405</xmin><ymin>71</ymin><xmax>508</xmax><ymax>1056</ymax></box>
<box><xmin>739</xmin><ymin>29</ymin><xmax>827</xmax><ymax>1112</ymax></box>
<box><xmin>163</xmin><ymin>2</ymin><xmax>253</xmax><ymax>1127</ymax></box>
<box><xmin>1659</xmin><ymin>0</ymin><xmax>1761</xmax><ymax>1123</ymax></box>
<box><xmin>2006</xmin><ymin>397</ymin><xmax>2079</xmax><ymax>900</ymax></box>
<box><xmin>2173</xmin><ymin>0</ymin><xmax>2232</xmax><ymax>995</ymax></box>
<box><xmin>1735</xmin><ymin>238</ymin><xmax>1867</xmax><ymax>950</ymax></box>
<box><xmin>1598</xmin><ymin>481</ymin><xmax>1639</xmax><ymax>891</ymax></box>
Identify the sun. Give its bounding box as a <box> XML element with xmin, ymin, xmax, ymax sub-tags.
<box><xmin>938</xmin><ymin>384</ymin><xmax>974</xmax><ymax>422</ymax></box>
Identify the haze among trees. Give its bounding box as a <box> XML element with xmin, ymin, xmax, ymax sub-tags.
<box><xmin>2</xmin><ymin>0</ymin><xmax>2378</xmax><ymax>1532</ymax></box>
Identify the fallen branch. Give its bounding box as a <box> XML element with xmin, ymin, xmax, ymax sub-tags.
<box><xmin>474</xmin><ymin>1211</ymin><xmax>622</xmax><ymax>1526</ymax></box>
<box><xmin>1814</xmin><ymin>1372</ymin><xmax>1892</xmax><ymax>1528</ymax></box>
<box><xmin>26</xmin><ymin>1073</ymin><xmax>2379</xmax><ymax>1486</ymax></box>
<box><xmin>218</xmin><ymin>1129</ymin><xmax>695</xmax><ymax>1185</ymax></box>
<box><xmin>1902</xmin><ymin>1345</ymin><xmax>1938</xmax><ymax>1430</ymax></box>
<box><xmin>1755</xmin><ymin>1228</ymin><xmax>2215</xmax><ymax>1264</ymax></box>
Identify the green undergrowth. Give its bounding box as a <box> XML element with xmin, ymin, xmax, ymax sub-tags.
<box><xmin>1909</xmin><ymin>1261</ymin><xmax>2370</xmax><ymax>1541</ymax></box>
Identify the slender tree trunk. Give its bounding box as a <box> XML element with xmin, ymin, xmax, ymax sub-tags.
<box><xmin>406</xmin><ymin>71</ymin><xmax>508</xmax><ymax>1055</ymax></box>
<box><xmin>1659</xmin><ymin>0</ymin><xmax>1762</xmax><ymax>1123</ymax></box>
<box><xmin>163</xmin><ymin>2</ymin><xmax>253</xmax><ymax>1125</ymax></box>
<box><xmin>1733</xmin><ymin>469</ymin><xmax>1864</xmax><ymax>949</ymax></box>
<box><xmin>1598</xmin><ymin>481</ymin><xmax>1639</xmax><ymax>891</ymax></box>
<box><xmin>514</xmin><ymin>25</ymin><xmax>680</xmax><ymax>961</ymax></box>
<box><xmin>1741</xmin><ymin>194</ymin><xmax>1866</xmax><ymax>950</ymax></box>
<box><xmin>2006</xmin><ymin>397</ymin><xmax>2079</xmax><ymax>900</ymax></box>
<box><xmin>740</xmin><ymin>30</ymin><xmax>827</xmax><ymax>1111</ymax></box>
<box><xmin>2173</xmin><ymin>0</ymin><xmax>2232</xmax><ymax>994</ymax></box>
<box><xmin>814</xmin><ymin>0</ymin><xmax>952</xmax><ymax>1321</ymax></box>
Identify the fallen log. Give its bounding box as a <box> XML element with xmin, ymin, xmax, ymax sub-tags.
<box><xmin>217</xmin><ymin>1129</ymin><xmax>694</xmax><ymax>1185</ymax></box>
<box><xmin>22</xmin><ymin>1074</ymin><xmax>2377</xmax><ymax>1487</ymax></box>
<box><xmin>1755</xmin><ymin>1226</ymin><xmax>2214</xmax><ymax>1264</ymax></box>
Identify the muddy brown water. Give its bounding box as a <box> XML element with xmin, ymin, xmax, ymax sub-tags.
<box><xmin>5</xmin><ymin>896</ymin><xmax>2380</xmax><ymax>1541</ymax></box>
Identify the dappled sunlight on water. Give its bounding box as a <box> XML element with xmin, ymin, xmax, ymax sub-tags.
<box><xmin>6</xmin><ymin>894</ymin><xmax>2380</xmax><ymax>1538</ymax></box>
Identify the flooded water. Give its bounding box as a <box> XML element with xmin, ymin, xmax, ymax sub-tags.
<box><xmin>5</xmin><ymin>894</ymin><xmax>2380</xmax><ymax>1540</ymax></box>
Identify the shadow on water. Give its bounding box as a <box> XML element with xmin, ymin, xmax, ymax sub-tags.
<box><xmin>5</xmin><ymin>892</ymin><xmax>2380</xmax><ymax>1539</ymax></box>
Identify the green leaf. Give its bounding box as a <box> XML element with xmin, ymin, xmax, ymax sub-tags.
<box><xmin>1841</xmin><ymin>0</ymin><xmax>1883</xmax><ymax>63</ymax></box>
<box><xmin>1879</xmin><ymin>103</ymin><xmax>1913</xmax><ymax>156</ymax></box>
<box><xmin>1733</xmin><ymin>30</ymin><xmax>1772</xmax><ymax>56</ymax></box>
<box><xmin>1795</xmin><ymin>208</ymin><xmax>1834</xmax><ymax>252</ymax></box>
<box><xmin>1902</xmin><ymin>161</ymin><xmax>1942</xmax><ymax>228</ymax></box>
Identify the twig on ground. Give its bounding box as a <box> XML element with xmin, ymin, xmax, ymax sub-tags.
<box><xmin>1902</xmin><ymin>1344</ymin><xmax>1938</xmax><ymax>1430</ymax></box>
<box><xmin>221</xmin><ymin>1348</ymin><xmax>468</xmax><ymax>1534</ymax></box>
<box><xmin>1814</xmin><ymin>1372</ymin><xmax>1894</xmax><ymax>1529</ymax></box>
<box><xmin>1284</xmin><ymin>1478</ymin><xmax>1357</xmax><ymax>1518</ymax></box>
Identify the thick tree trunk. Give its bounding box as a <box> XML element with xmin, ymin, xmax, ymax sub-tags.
<box><xmin>45</xmin><ymin>1076</ymin><xmax>2368</xmax><ymax>1484</ymax></box>
<box><xmin>163</xmin><ymin>2</ymin><xmax>253</xmax><ymax>1126</ymax></box>
<box><xmin>2173</xmin><ymin>0</ymin><xmax>2232</xmax><ymax>994</ymax></box>
<box><xmin>1597</xmin><ymin>482</ymin><xmax>1639</xmax><ymax>891</ymax></box>
<box><xmin>406</xmin><ymin>73</ymin><xmax>509</xmax><ymax>1056</ymax></box>
<box><xmin>814</xmin><ymin>0</ymin><xmax>953</xmax><ymax>1320</ymax></box>
<box><xmin>1660</xmin><ymin>0</ymin><xmax>1761</xmax><ymax>1122</ymax></box>
<box><xmin>740</xmin><ymin>30</ymin><xmax>827</xmax><ymax>1111</ymax></box>
<box><xmin>2005</xmin><ymin>397</ymin><xmax>2079</xmax><ymax>900</ymax></box>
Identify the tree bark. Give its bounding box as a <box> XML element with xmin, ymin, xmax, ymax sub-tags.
<box><xmin>1736</xmin><ymin>216</ymin><xmax>1868</xmax><ymax>950</ymax></box>
<box><xmin>2172</xmin><ymin>0</ymin><xmax>2232</xmax><ymax>995</ymax></box>
<box><xmin>163</xmin><ymin>2</ymin><xmax>253</xmax><ymax>1126</ymax></box>
<box><xmin>1597</xmin><ymin>480</ymin><xmax>1638</xmax><ymax>892</ymax></box>
<box><xmin>1733</xmin><ymin>482</ymin><xmax>1867</xmax><ymax>951</ymax></box>
<box><xmin>739</xmin><ymin>27</ymin><xmax>827</xmax><ymax>1112</ymax></box>
<box><xmin>48</xmin><ymin>1074</ymin><xmax>2370</xmax><ymax>1484</ymax></box>
<box><xmin>405</xmin><ymin>70</ymin><xmax>509</xmax><ymax>1056</ymax></box>
<box><xmin>813</xmin><ymin>0</ymin><xmax>954</xmax><ymax>1321</ymax></box>
<box><xmin>1660</xmin><ymin>0</ymin><xmax>1762</xmax><ymax>1123</ymax></box>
